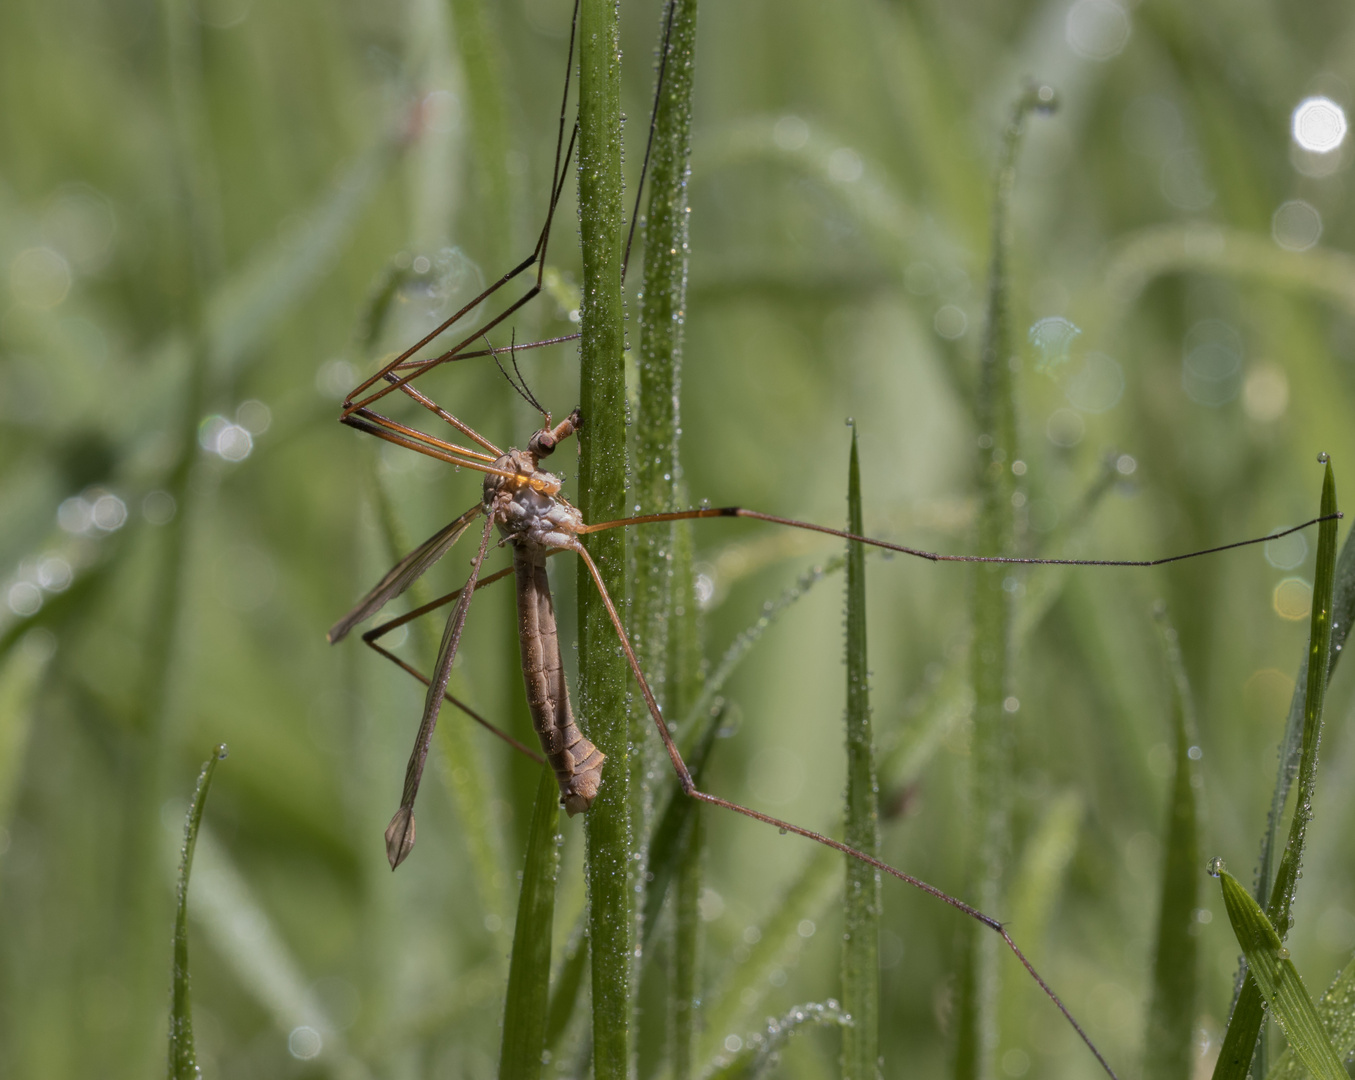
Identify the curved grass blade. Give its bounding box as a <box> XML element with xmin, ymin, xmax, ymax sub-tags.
<box><xmin>575</xmin><ymin>0</ymin><xmax>632</xmax><ymax>1075</ymax></box>
<box><xmin>1142</xmin><ymin>606</ymin><xmax>1203</xmax><ymax>1080</ymax></box>
<box><xmin>1213</xmin><ymin>461</ymin><xmax>1339</xmax><ymax>1080</ymax></box>
<box><xmin>705</xmin><ymin>1001</ymin><xmax>849</xmax><ymax>1080</ymax></box>
<box><xmin>498</xmin><ymin>766</ymin><xmax>563</xmax><ymax>1080</ymax></box>
<box><xmin>841</xmin><ymin>426</ymin><xmax>880</xmax><ymax>1080</ymax></box>
<box><xmin>167</xmin><ymin>744</ymin><xmax>227</xmax><ymax>1080</ymax></box>
<box><xmin>1266</xmin><ymin>949</ymin><xmax>1355</xmax><ymax>1080</ymax></box>
<box><xmin>1216</xmin><ymin>869</ymin><xmax>1346</xmax><ymax>1080</ymax></box>
<box><xmin>699</xmin><ymin>845</ymin><xmax>841</xmax><ymax>1065</ymax></box>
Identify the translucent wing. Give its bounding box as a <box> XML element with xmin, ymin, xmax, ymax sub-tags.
<box><xmin>327</xmin><ymin>503</ymin><xmax>484</xmax><ymax>643</ymax></box>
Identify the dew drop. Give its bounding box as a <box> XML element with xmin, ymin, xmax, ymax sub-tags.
<box><xmin>1319</xmin><ymin>451</ymin><xmax>1331</xmax><ymax>464</ymax></box>
<box><xmin>1207</xmin><ymin>856</ymin><xmax>1225</xmax><ymax>878</ymax></box>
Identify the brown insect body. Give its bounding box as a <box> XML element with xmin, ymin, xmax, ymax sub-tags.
<box><xmin>483</xmin><ymin>409</ymin><xmax>604</xmax><ymax>815</ymax></box>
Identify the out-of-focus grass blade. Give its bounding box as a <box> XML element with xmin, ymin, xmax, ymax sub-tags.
<box><xmin>704</xmin><ymin>1001</ymin><xmax>849</xmax><ymax>1080</ymax></box>
<box><xmin>958</xmin><ymin>82</ymin><xmax>1056</xmax><ymax>1080</ymax></box>
<box><xmin>168</xmin><ymin>744</ymin><xmax>227</xmax><ymax>1080</ymax></box>
<box><xmin>1213</xmin><ymin>462</ymin><xmax>1339</xmax><ymax>1080</ymax></box>
<box><xmin>0</xmin><ymin>632</ymin><xmax>50</xmax><ymax>847</ymax></box>
<box><xmin>1216</xmin><ymin>869</ymin><xmax>1346</xmax><ymax>1080</ymax></box>
<box><xmin>999</xmin><ymin>792</ymin><xmax>1082</xmax><ymax>1052</ymax></box>
<box><xmin>544</xmin><ymin>922</ymin><xmax>589</xmax><ymax>1056</ymax></box>
<box><xmin>208</xmin><ymin>133</ymin><xmax>402</xmax><ymax>378</ymax></box>
<box><xmin>172</xmin><ymin>823</ymin><xmax>367</xmax><ymax>1077</ymax></box>
<box><xmin>841</xmin><ymin>426</ymin><xmax>880</xmax><ymax>1080</ymax></box>
<box><xmin>695</xmin><ymin>119</ymin><xmax>919</xmax><ymax>268</ymax></box>
<box><xmin>498</xmin><ymin>766</ymin><xmax>562</xmax><ymax>1080</ymax></box>
<box><xmin>677</xmin><ymin>560</ymin><xmax>841</xmax><ymax>740</ymax></box>
<box><xmin>1101</xmin><ymin>225</ymin><xmax>1355</xmax><ymax>330</ymax></box>
<box><xmin>642</xmin><ymin>709</ymin><xmax>720</xmax><ymax>950</ymax></box>
<box><xmin>1142</xmin><ymin>606</ymin><xmax>1202</xmax><ymax>1080</ymax></box>
<box><xmin>1266</xmin><ymin>950</ymin><xmax>1355</xmax><ymax>1080</ymax></box>
<box><xmin>672</xmin><ymin>759</ymin><xmax>705</xmax><ymax>1080</ymax></box>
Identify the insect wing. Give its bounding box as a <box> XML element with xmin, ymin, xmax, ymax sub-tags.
<box><xmin>327</xmin><ymin>503</ymin><xmax>485</xmax><ymax>643</ymax></box>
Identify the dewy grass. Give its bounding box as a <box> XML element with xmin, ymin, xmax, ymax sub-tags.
<box><xmin>1213</xmin><ymin>461</ymin><xmax>1340</xmax><ymax>1080</ymax></box>
<box><xmin>498</xmin><ymin>765</ymin><xmax>562</xmax><ymax>1080</ymax></box>
<box><xmin>1217</xmin><ymin>869</ymin><xmax>1346</xmax><ymax>1080</ymax></box>
<box><xmin>167</xmin><ymin>745</ymin><xmax>227</xmax><ymax>1080</ymax></box>
<box><xmin>958</xmin><ymin>82</ymin><xmax>1057</xmax><ymax>1080</ymax></box>
<box><xmin>841</xmin><ymin>426</ymin><xmax>880</xmax><ymax>1080</ymax></box>
<box><xmin>1142</xmin><ymin>606</ymin><xmax>1203</xmax><ymax>1080</ymax></box>
<box><xmin>575</xmin><ymin>1</ymin><xmax>632</xmax><ymax>1075</ymax></box>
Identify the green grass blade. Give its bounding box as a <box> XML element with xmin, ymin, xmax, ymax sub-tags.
<box><xmin>635</xmin><ymin>0</ymin><xmax>699</xmax><ymax>698</ymax></box>
<box><xmin>207</xmin><ymin>136</ymin><xmax>399</xmax><ymax>378</ymax></box>
<box><xmin>544</xmin><ymin>922</ymin><xmax>589</xmax><ymax>1055</ymax></box>
<box><xmin>576</xmin><ymin>0</ymin><xmax>632</xmax><ymax>1075</ymax></box>
<box><xmin>842</xmin><ymin>426</ymin><xmax>880</xmax><ymax>1080</ymax></box>
<box><xmin>167</xmin><ymin>744</ymin><xmax>227</xmax><ymax>1080</ymax></box>
<box><xmin>1142</xmin><ymin>607</ymin><xmax>1203</xmax><ymax>1080</ymax></box>
<box><xmin>446</xmin><ymin>0</ymin><xmax>510</xmax><ymax>263</ymax></box>
<box><xmin>672</xmin><ymin>777</ymin><xmax>704</xmax><ymax>1080</ymax></box>
<box><xmin>0</xmin><ymin>633</ymin><xmax>50</xmax><ymax>854</ymax></box>
<box><xmin>498</xmin><ymin>765</ymin><xmax>563</xmax><ymax>1080</ymax></box>
<box><xmin>1266</xmin><ymin>948</ymin><xmax>1355</xmax><ymax>1080</ymax></box>
<box><xmin>677</xmin><ymin>560</ymin><xmax>842</xmax><ymax>740</ymax></box>
<box><xmin>1256</xmin><ymin>503</ymin><xmax>1355</xmax><ymax>918</ymax></box>
<box><xmin>699</xmin><ymin>845</ymin><xmax>841</xmax><ymax>1064</ymax></box>
<box><xmin>706</xmin><ymin>1002</ymin><xmax>850</xmax><ymax>1080</ymax></box>
<box><xmin>1213</xmin><ymin>462</ymin><xmax>1339</xmax><ymax>1080</ymax></box>
<box><xmin>634</xmin><ymin>12</ymin><xmax>701</xmax><ymax>1031</ymax></box>
<box><xmin>1216</xmin><ymin>869</ymin><xmax>1346</xmax><ymax>1080</ymax></box>
<box><xmin>642</xmin><ymin>712</ymin><xmax>719</xmax><ymax>951</ymax></box>
<box><xmin>999</xmin><ymin>792</ymin><xmax>1083</xmax><ymax>1056</ymax></box>
<box><xmin>958</xmin><ymin>83</ymin><xmax>1055</xmax><ymax>1080</ymax></box>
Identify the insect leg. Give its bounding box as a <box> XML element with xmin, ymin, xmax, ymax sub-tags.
<box><xmin>568</xmin><ymin>538</ymin><xmax>1120</xmax><ymax>1080</ymax></box>
<box><xmin>579</xmin><ymin>506</ymin><xmax>1339</xmax><ymax>568</ymax></box>
<box><xmin>360</xmin><ymin>566</ymin><xmax>546</xmax><ymax>766</ymax></box>
<box><xmin>386</xmin><ymin>514</ymin><xmax>497</xmax><ymax>870</ymax></box>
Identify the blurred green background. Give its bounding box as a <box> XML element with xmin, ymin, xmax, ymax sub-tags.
<box><xmin>3</xmin><ymin>0</ymin><xmax>1355</xmax><ymax>1077</ymax></box>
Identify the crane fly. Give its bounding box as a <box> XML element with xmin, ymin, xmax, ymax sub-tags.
<box><xmin>324</xmin><ymin>6</ymin><xmax>1337</xmax><ymax>1076</ymax></box>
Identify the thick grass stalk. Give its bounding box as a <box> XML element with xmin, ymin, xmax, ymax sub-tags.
<box><xmin>1212</xmin><ymin>461</ymin><xmax>1339</xmax><ymax>1080</ymax></box>
<box><xmin>635</xmin><ymin>0</ymin><xmax>699</xmax><ymax>690</ymax></box>
<box><xmin>498</xmin><ymin>766</ymin><xmax>562</xmax><ymax>1080</ymax></box>
<box><xmin>167</xmin><ymin>745</ymin><xmax>227</xmax><ymax>1080</ymax></box>
<box><xmin>957</xmin><ymin>83</ymin><xmax>1055</xmax><ymax>1080</ymax></box>
<box><xmin>575</xmin><ymin>1</ymin><xmax>632</xmax><ymax>1076</ymax></box>
<box><xmin>1142</xmin><ymin>607</ymin><xmax>1203</xmax><ymax>1080</ymax></box>
<box><xmin>842</xmin><ymin>428</ymin><xmax>880</xmax><ymax>1080</ymax></box>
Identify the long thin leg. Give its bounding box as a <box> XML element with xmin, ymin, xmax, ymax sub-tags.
<box><xmin>579</xmin><ymin>507</ymin><xmax>1339</xmax><ymax>568</ymax></box>
<box><xmin>359</xmin><ymin>563</ymin><xmax>546</xmax><ymax>764</ymax></box>
<box><xmin>342</xmin><ymin>4</ymin><xmax>584</xmax><ymax>418</ymax></box>
<box><xmin>362</xmin><ymin>640</ymin><xmax>543</xmax><ymax>766</ymax></box>
<box><xmin>385</xmin><ymin>515</ymin><xmax>497</xmax><ymax>870</ymax></box>
<box><xmin>568</xmin><ymin>539</ymin><xmax>1118</xmax><ymax>1079</ymax></box>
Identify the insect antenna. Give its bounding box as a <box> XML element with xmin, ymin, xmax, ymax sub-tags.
<box><xmin>486</xmin><ymin>331</ymin><xmax>551</xmax><ymax>424</ymax></box>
